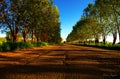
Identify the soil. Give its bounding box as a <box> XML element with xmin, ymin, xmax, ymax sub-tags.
<box><xmin>0</xmin><ymin>44</ymin><xmax>120</xmax><ymax>79</ymax></box>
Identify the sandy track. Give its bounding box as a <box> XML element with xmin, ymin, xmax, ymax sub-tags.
<box><xmin>0</xmin><ymin>44</ymin><xmax>120</xmax><ymax>79</ymax></box>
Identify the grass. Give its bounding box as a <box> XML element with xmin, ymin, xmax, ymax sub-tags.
<box><xmin>75</xmin><ymin>43</ymin><xmax>120</xmax><ymax>50</ymax></box>
<box><xmin>0</xmin><ymin>42</ymin><xmax>48</xmax><ymax>52</ymax></box>
<box><xmin>0</xmin><ymin>37</ymin><xmax>6</xmax><ymax>42</ymax></box>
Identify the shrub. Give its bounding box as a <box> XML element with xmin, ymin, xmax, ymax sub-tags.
<box><xmin>17</xmin><ymin>42</ymin><xmax>33</xmax><ymax>49</ymax></box>
<box><xmin>40</xmin><ymin>42</ymin><xmax>48</xmax><ymax>46</ymax></box>
<box><xmin>1</xmin><ymin>42</ymin><xmax>11</xmax><ymax>51</ymax></box>
<box><xmin>76</xmin><ymin>43</ymin><xmax>120</xmax><ymax>50</ymax></box>
<box><xmin>0</xmin><ymin>42</ymin><xmax>48</xmax><ymax>52</ymax></box>
<box><xmin>0</xmin><ymin>44</ymin><xmax>2</xmax><ymax>52</ymax></box>
<box><xmin>31</xmin><ymin>42</ymin><xmax>48</xmax><ymax>47</ymax></box>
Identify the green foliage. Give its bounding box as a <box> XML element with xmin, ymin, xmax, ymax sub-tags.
<box><xmin>67</xmin><ymin>0</ymin><xmax>120</xmax><ymax>44</ymax></box>
<box><xmin>0</xmin><ymin>0</ymin><xmax>61</xmax><ymax>44</ymax></box>
<box><xmin>0</xmin><ymin>42</ymin><xmax>48</xmax><ymax>52</ymax></box>
<box><xmin>0</xmin><ymin>43</ymin><xmax>2</xmax><ymax>52</ymax></box>
<box><xmin>31</xmin><ymin>42</ymin><xmax>48</xmax><ymax>47</ymax></box>
<box><xmin>66</xmin><ymin>17</ymin><xmax>96</xmax><ymax>42</ymax></box>
<box><xmin>1</xmin><ymin>42</ymin><xmax>13</xmax><ymax>51</ymax></box>
<box><xmin>16</xmin><ymin>42</ymin><xmax>33</xmax><ymax>49</ymax></box>
<box><xmin>0</xmin><ymin>37</ymin><xmax>6</xmax><ymax>42</ymax></box>
<box><xmin>76</xmin><ymin>43</ymin><xmax>120</xmax><ymax>50</ymax></box>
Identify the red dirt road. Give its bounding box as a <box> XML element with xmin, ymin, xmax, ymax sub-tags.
<box><xmin>0</xmin><ymin>44</ymin><xmax>120</xmax><ymax>79</ymax></box>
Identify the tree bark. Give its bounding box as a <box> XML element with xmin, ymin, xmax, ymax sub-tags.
<box><xmin>113</xmin><ymin>32</ymin><xmax>117</xmax><ymax>45</ymax></box>
<box><xmin>103</xmin><ymin>35</ymin><xmax>106</xmax><ymax>45</ymax></box>
<box><xmin>95</xmin><ymin>35</ymin><xmax>99</xmax><ymax>44</ymax></box>
<box><xmin>12</xmin><ymin>33</ymin><xmax>18</xmax><ymax>42</ymax></box>
<box><xmin>23</xmin><ymin>27</ymin><xmax>28</xmax><ymax>42</ymax></box>
<box><xmin>31</xmin><ymin>29</ymin><xmax>34</xmax><ymax>42</ymax></box>
<box><xmin>36</xmin><ymin>37</ymin><xmax>39</xmax><ymax>42</ymax></box>
<box><xmin>23</xmin><ymin>32</ymin><xmax>27</xmax><ymax>42</ymax></box>
<box><xmin>119</xmin><ymin>32</ymin><xmax>120</xmax><ymax>43</ymax></box>
<box><xmin>95</xmin><ymin>38</ymin><xmax>99</xmax><ymax>44</ymax></box>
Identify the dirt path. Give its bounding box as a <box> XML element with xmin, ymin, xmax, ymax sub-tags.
<box><xmin>0</xmin><ymin>44</ymin><xmax>120</xmax><ymax>79</ymax></box>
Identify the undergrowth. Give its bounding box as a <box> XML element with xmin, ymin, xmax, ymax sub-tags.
<box><xmin>0</xmin><ymin>42</ymin><xmax>48</xmax><ymax>52</ymax></box>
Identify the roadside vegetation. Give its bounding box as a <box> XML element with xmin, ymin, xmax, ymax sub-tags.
<box><xmin>67</xmin><ymin>0</ymin><xmax>120</xmax><ymax>50</ymax></box>
<box><xmin>75</xmin><ymin>42</ymin><xmax>120</xmax><ymax>50</ymax></box>
<box><xmin>0</xmin><ymin>41</ymin><xmax>48</xmax><ymax>52</ymax></box>
<box><xmin>0</xmin><ymin>0</ymin><xmax>62</xmax><ymax>52</ymax></box>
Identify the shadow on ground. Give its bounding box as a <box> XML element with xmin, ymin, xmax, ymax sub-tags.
<box><xmin>0</xmin><ymin>64</ymin><xmax>120</xmax><ymax>79</ymax></box>
<box><xmin>0</xmin><ymin>45</ymin><xmax>120</xmax><ymax>79</ymax></box>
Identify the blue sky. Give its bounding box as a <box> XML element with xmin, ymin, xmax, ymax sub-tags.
<box><xmin>53</xmin><ymin>0</ymin><xmax>94</xmax><ymax>40</ymax></box>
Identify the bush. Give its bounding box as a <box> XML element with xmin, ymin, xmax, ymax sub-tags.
<box><xmin>31</xmin><ymin>42</ymin><xmax>48</xmax><ymax>47</ymax></box>
<box><xmin>16</xmin><ymin>42</ymin><xmax>33</xmax><ymax>49</ymax></box>
<box><xmin>1</xmin><ymin>42</ymin><xmax>12</xmax><ymax>51</ymax></box>
<box><xmin>0</xmin><ymin>42</ymin><xmax>48</xmax><ymax>52</ymax></box>
<box><xmin>76</xmin><ymin>43</ymin><xmax>120</xmax><ymax>50</ymax></box>
<box><xmin>0</xmin><ymin>45</ymin><xmax>2</xmax><ymax>52</ymax></box>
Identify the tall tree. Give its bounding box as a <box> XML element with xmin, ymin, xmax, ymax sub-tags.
<box><xmin>84</xmin><ymin>3</ymin><xmax>101</xmax><ymax>44</ymax></box>
<box><xmin>1</xmin><ymin>0</ymin><xmax>21</xmax><ymax>42</ymax></box>
<box><xmin>66</xmin><ymin>17</ymin><xmax>95</xmax><ymax>43</ymax></box>
<box><xmin>109</xmin><ymin>0</ymin><xmax>120</xmax><ymax>44</ymax></box>
<box><xmin>95</xmin><ymin>0</ymin><xmax>112</xmax><ymax>44</ymax></box>
<box><xmin>0</xmin><ymin>0</ymin><xmax>61</xmax><ymax>43</ymax></box>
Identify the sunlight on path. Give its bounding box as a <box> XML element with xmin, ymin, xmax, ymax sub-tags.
<box><xmin>0</xmin><ymin>44</ymin><xmax>120</xmax><ymax>79</ymax></box>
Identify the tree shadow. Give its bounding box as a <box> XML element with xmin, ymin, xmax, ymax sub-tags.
<box><xmin>0</xmin><ymin>45</ymin><xmax>120</xmax><ymax>79</ymax></box>
<box><xmin>0</xmin><ymin>63</ymin><xmax>119</xmax><ymax>79</ymax></box>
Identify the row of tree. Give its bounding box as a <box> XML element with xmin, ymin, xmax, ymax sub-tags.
<box><xmin>0</xmin><ymin>0</ymin><xmax>61</xmax><ymax>43</ymax></box>
<box><xmin>67</xmin><ymin>0</ymin><xmax>120</xmax><ymax>44</ymax></box>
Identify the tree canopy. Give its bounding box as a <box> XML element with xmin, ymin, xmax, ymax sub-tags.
<box><xmin>0</xmin><ymin>0</ymin><xmax>61</xmax><ymax>43</ymax></box>
<box><xmin>67</xmin><ymin>0</ymin><xmax>120</xmax><ymax>44</ymax></box>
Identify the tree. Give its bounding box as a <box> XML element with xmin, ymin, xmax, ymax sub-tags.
<box><xmin>84</xmin><ymin>3</ymin><xmax>101</xmax><ymax>44</ymax></box>
<box><xmin>94</xmin><ymin>0</ymin><xmax>112</xmax><ymax>44</ymax></box>
<box><xmin>0</xmin><ymin>2</ymin><xmax>4</xmax><ymax>19</ymax></box>
<box><xmin>0</xmin><ymin>0</ymin><xmax>7</xmax><ymax>20</ymax></box>
<box><xmin>48</xmin><ymin>6</ymin><xmax>61</xmax><ymax>43</ymax></box>
<box><xmin>97</xmin><ymin>0</ymin><xmax>120</xmax><ymax>44</ymax></box>
<box><xmin>32</xmin><ymin>0</ymin><xmax>61</xmax><ymax>43</ymax></box>
<box><xmin>109</xmin><ymin>0</ymin><xmax>120</xmax><ymax>44</ymax></box>
<box><xmin>0</xmin><ymin>0</ymin><xmax>24</xmax><ymax>42</ymax></box>
<box><xmin>0</xmin><ymin>0</ymin><xmax>61</xmax><ymax>43</ymax></box>
<box><xmin>66</xmin><ymin>17</ymin><xmax>95</xmax><ymax>43</ymax></box>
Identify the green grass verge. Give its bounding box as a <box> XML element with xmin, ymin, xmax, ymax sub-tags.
<box><xmin>0</xmin><ymin>42</ymin><xmax>48</xmax><ymax>52</ymax></box>
<box><xmin>75</xmin><ymin>43</ymin><xmax>120</xmax><ymax>50</ymax></box>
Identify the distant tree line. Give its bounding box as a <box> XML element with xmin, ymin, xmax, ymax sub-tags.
<box><xmin>67</xmin><ymin>0</ymin><xmax>120</xmax><ymax>45</ymax></box>
<box><xmin>0</xmin><ymin>0</ymin><xmax>61</xmax><ymax>43</ymax></box>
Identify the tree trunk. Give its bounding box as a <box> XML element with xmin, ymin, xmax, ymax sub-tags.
<box><xmin>12</xmin><ymin>33</ymin><xmax>18</xmax><ymax>42</ymax></box>
<box><xmin>95</xmin><ymin>35</ymin><xmax>99</xmax><ymax>44</ymax></box>
<box><xmin>36</xmin><ymin>35</ymin><xmax>39</xmax><ymax>42</ymax></box>
<box><xmin>31</xmin><ymin>29</ymin><xmax>34</xmax><ymax>42</ymax></box>
<box><xmin>112</xmin><ymin>32</ymin><xmax>117</xmax><ymax>45</ymax></box>
<box><xmin>118</xmin><ymin>32</ymin><xmax>120</xmax><ymax>43</ymax></box>
<box><xmin>118</xmin><ymin>24</ymin><xmax>120</xmax><ymax>43</ymax></box>
<box><xmin>95</xmin><ymin>38</ymin><xmax>99</xmax><ymax>44</ymax></box>
<box><xmin>103</xmin><ymin>35</ymin><xmax>106</xmax><ymax>45</ymax></box>
<box><xmin>23</xmin><ymin>27</ymin><xmax>28</xmax><ymax>42</ymax></box>
<box><xmin>23</xmin><ymin>32</ymin><xmax>27</xmax><ymax>42</ymax></box>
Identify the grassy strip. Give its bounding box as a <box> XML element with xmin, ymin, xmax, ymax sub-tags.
<box><xmin>0</xmin><ymin>42</ymin><xmax>48</xmax><ymax>52</ymax></box>
<box><xmin>75</xmin><ymin>43</ymin><xmax>120</xmax><ymax>50</ymax></box>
